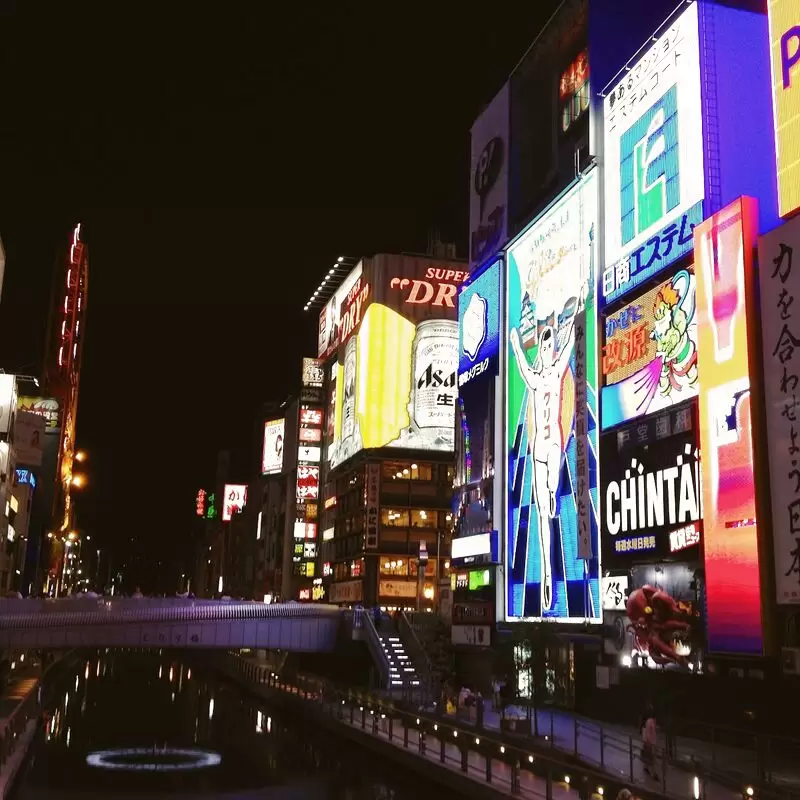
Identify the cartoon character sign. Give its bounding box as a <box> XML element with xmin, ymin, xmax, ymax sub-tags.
<box><xmin>505</xmin><ymin>174</ymin><xmax>600</xmax><ymax>621</ymax></box>
<box><xmin>652</xmin><ymin>273</ymin><xmax>698</xmax><ymax>397</ymax></box>
<box><xmin>601</xmin><ymin>269</ymin><xmax>698</xmax><ymax>430</ymax></box>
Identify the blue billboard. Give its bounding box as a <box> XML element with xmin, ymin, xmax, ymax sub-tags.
<box><xmin>458</xmin><ymin>258</ymin><xmax>502</xmax><ymax>389</ymax></box>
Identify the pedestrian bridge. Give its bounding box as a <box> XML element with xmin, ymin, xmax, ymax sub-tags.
<box><xmin>0</xmin><ymin>598</ymin><xmax>341</xmax><ymax>651</ymax></box>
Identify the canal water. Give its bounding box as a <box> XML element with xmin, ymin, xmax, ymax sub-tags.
<box><xmin>12</xmin><ymin>652</ymin><xmax>453</xmax><ymax>799</ymax></box>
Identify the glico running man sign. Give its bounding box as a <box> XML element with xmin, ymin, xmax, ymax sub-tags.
<box><xmin>505</xmin><ymin>171</ymin><xmax>601</xmax><ymax>623</ymax></box>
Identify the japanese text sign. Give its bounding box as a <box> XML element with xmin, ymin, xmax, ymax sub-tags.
<box><xmin>222</xmin><ymin>484</ymin><xmax>247</xmax><ymax>522</ymax></box>
<box><xmin>365</xmin><ymin>462</ymin><xmax>380</xmax><ymax>549</ymax></box>
<box><xmin>759</xmin><ymin>213</ymin><xmax>800</xmax><ymax>603</ymax></box>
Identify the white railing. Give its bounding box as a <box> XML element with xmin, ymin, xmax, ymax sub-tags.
<box><xmin>0</xmin><ymin>600</ymin><xmax>341</xmax><ymax>629</ymax></box>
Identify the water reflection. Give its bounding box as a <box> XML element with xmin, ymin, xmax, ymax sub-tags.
<box><xmin>16</xmin><ymin>651</ymin><xmax>456</xmax><ymax>799</ymax></box>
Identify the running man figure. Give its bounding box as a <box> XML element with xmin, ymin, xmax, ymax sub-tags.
<box><xmin>509</xmin><ymin>284</ymin><xmax>584</xmax><ymax>612</ymax></box>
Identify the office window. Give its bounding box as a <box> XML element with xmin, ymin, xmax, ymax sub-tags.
<box><xmin>382</xmin><ymin>509</ymin><xmax>410</xmax><ymax>527</ymax></box>
<box><xmin>382</xmin><ymin>461</ymin><xmax>433</xmax><ymax>481</ymax></box>
<box><xmin>409</xmin><ymin>509</ymin><xmax>438</xmax><ymax>529</ymax></box>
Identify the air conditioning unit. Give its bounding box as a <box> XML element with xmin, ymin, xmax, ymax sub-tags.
<box><xmin>781</xmin><ymin>647</ymin><xmax>800</xmax><ymax>675</ymax></box>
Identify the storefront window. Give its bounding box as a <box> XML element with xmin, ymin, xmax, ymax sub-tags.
<box><xmin>379</xmin><ymin>558</ymin><xmax>408</xmax><ymax>577</ymax></box>
<box><xmin>409</xmin><ymin>509</ymin><xmax>437</xmax><ymax>528</ymax></box>
<box><xmin>409</xmin><ymin>558</ymin><xmax>437</xmax><ymax>578</ymax></box>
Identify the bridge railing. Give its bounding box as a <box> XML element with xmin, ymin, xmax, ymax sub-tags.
<box><xmin>0</xmin><ymin>600</ymin><xmax>342</xmax><ymax>628</ymax></box>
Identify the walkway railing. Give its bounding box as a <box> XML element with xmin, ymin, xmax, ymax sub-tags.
<box><xmin>225</xmin><ymin>652</ymin><xmax>672</xmax><ymax>800</ymax></box>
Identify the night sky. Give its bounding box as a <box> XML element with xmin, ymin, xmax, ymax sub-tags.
<box><xmin>0</xmin><ymin>3</ymin><xmax>560</xmax><ymax>590</ymax></box>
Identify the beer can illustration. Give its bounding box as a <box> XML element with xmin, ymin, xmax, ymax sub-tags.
<box><xmin>342</xmin><ymin>336</ymin><xmax>357</xmax><ymax>441</ymax></box>
<box><xmin>408</xmin><ymin>320</ymin><xmax>458</xmax><ymax>434</ymax></box>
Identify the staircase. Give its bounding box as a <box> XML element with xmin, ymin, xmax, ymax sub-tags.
<box><xmin>376</xmin><ymin>631</ymin><xmax>422</xmax><ymax>690</ymax></box>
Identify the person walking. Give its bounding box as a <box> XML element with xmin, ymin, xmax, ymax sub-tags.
<box><xmin>641</xmin><ymin>706</ymin><xmax>660</xmax><ymax>781</ymax></box>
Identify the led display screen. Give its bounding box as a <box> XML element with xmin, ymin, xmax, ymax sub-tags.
<box><xmin>261</xmin><ymin>419</ymin><xmax>285</xmax><ymax>475</ymax></box>
<box><xmin>602</xmin><ymin>2</ymin><xmax>704</xmax><ymax>306</ymax></box>
<box><xmin>601</xmin><ymin>408</ymin><xmax>701</xmax><ymax>567</ymax></box>
<box><xmin>768</xmin><ymin>1</ymin><xmax>800</xmax><ymax>217</ymax></box>
<box><xmin>601</xmin><ymin>267</ymin><xmax>698</xmax><ymax>429</ymax></box>
<box><xmin>695</xmin><ymin>196</ymin><xmax>763</xmax><ymax>655</ymax></box>
<box><xmin>505</xmin><ymin>172</ymin><xmax>601</xmax><ymax>623</ymax></box>
<box><xmin>458</xmin><ymin>258</ymin><xmax>502</xmax><ymax>389</ymax></box>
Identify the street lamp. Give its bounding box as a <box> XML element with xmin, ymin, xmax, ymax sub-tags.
<box><xmin>75</xmin><ymin>451</ymin><xmax>87</xmax><ymax>463</ymax></box>
<box><xmin>71</xmin><ymin>474</ymin><xmax>86</xmax><ymax>488</ymax></box>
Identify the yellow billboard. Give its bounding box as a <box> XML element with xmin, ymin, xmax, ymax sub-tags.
<box><xmin>327</xmin><ymin>254</ymin><xmax>466</xmax><ymax>469</ymax></box>
<box><xmin>768</xmin><ymin>1</ymin><xmax>800</xmax><ymax>217</ymax></box>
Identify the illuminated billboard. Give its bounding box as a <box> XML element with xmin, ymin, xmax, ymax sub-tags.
<box><xmin>0</xmin><ymin>375</ymin><xmax>16</xmax><ymax>435</ymax></box>
<box><xmin>318</xmin><ymin>262</ymin><xmax>363</xmax><ymax>360</ymax></box>
<box><xmin>222</xmin><ymin>484</ymin><xmax>247</xmax><ymax>522</ymax></box>
<box><xmin>768</xmin><ymin>1</ymin><xmax>800</xmax><ymax>217</ymax></box>
<box><xmin>695</xmin><ymin>196</ymin><xmax>763</xmax><ymax>655</ymax></box>
<box><xmin>470</xmin><ymin>83</ymin><xmax>508</xmax><ymax>270</ymax></box>
<box><xmin>601</xmin><ymin>268</ymin><xmax>697</xmax><ymax>429</ymax></box>
<box><xmin>301</xmin><ymin>357</ymin><xmax>324</xmax><ymax>387</ymax></box>
<box><xmin>505</xmin><ymin>171</ymin><xmax>601</xmax><ymax>622</ymax></box>
<box><xmin>17</xmin><ymin>396</ymin><xmax>60</xmax><ymax>431</ymax></box>
<box><xmin>759</xmin><ymin>213</ymin><xmax>800</xmax><ymax>603</ymax></box>
<box><xmin>458</xmin><ymin>258</ymin><xmax>502</xmax><ymax>389</ymax></box>
<box><xmin>602</xmin><ymin>2</ymin><xmax>704</xmax><ymax>306</ymax></box>
<box><xmin>601</xmin><ymin>412</ymin><xmax>700</xmax><ymax>567</ymax></box>
<box><xmin>261</xmin><ymin>419</ymin><xmax>285</xmax><ymax>475</ymax></box>
<box><xmin>296</xmin><ymin>465</ymin><xmax>319</xmax><ymax>501</ymax></box>
<box><xmin>327</xmin><ymin>255</ymin><xmax>467</xmax><ymax>469</ymax></box>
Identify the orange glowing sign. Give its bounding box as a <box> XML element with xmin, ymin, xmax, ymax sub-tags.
<box><xmin>694</xmin><ymin>196</ymin><xmax>763</xmax><ymax>655</ymax></box>
<box><xmin>560</xmin><ymin>49</ymin><xmax>589</xmax><ymax>102</ymax></box>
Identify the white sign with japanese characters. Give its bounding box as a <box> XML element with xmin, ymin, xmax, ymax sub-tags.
<box><xmin>759</xmin><ymin>215</ymin><xmax>800</xmax><ymax>604</ymax></box>
<box><xmin>602</xmin><ymin>575</ymin><xmax>629</xmax><ymax>611</ymax></box>
<box><xmin>602</xmin><ymin>2</ymin><xmax>705</xmax><ymax>306</ymax></box>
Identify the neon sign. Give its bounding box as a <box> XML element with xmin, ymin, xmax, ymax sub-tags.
<box><xmin>695</xmin><ymin>196</ymin><xmax>763</xmax><ymax>655</ymax></box>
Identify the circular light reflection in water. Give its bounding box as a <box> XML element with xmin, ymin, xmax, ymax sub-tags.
<box><xmin>86</xmin><ymin>747</ymin><xmax>222</xmax><ymax>772</ymax></box>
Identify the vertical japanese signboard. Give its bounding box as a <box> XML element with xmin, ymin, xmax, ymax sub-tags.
<box><xmin>365</xmin><ymin>462</ymin><xmax>380</xmax><ymax>549</ymax></box>
<box><xmin>695</xmin><ymin>196</ymin><xmax>764</xmax><ymax>655</ymax></box>
<box><xmin>759</xmin><ymin>214</ymin><xmax>800</xmax><ymax>603</ymax></box>
<box><xmin>601</xmin><ymin>2</ymin><xmax>705</xmax><ymax>307</ymax></box>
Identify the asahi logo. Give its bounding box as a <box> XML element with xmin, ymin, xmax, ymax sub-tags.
<box><xmin>417</xmin><ymin>362</ymin><xmax>456</xmax><ymax>390</ymax></box>
<box><xmin>605</xmin><ymin>443</ymin><xmax>701</xmax><ymax>535</ymax></box>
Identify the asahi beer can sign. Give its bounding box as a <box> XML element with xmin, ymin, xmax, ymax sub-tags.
<box><xmin>409</xmin><ymin>320</ymin><xmax>458</xmax><ymax>442</ymax></box>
